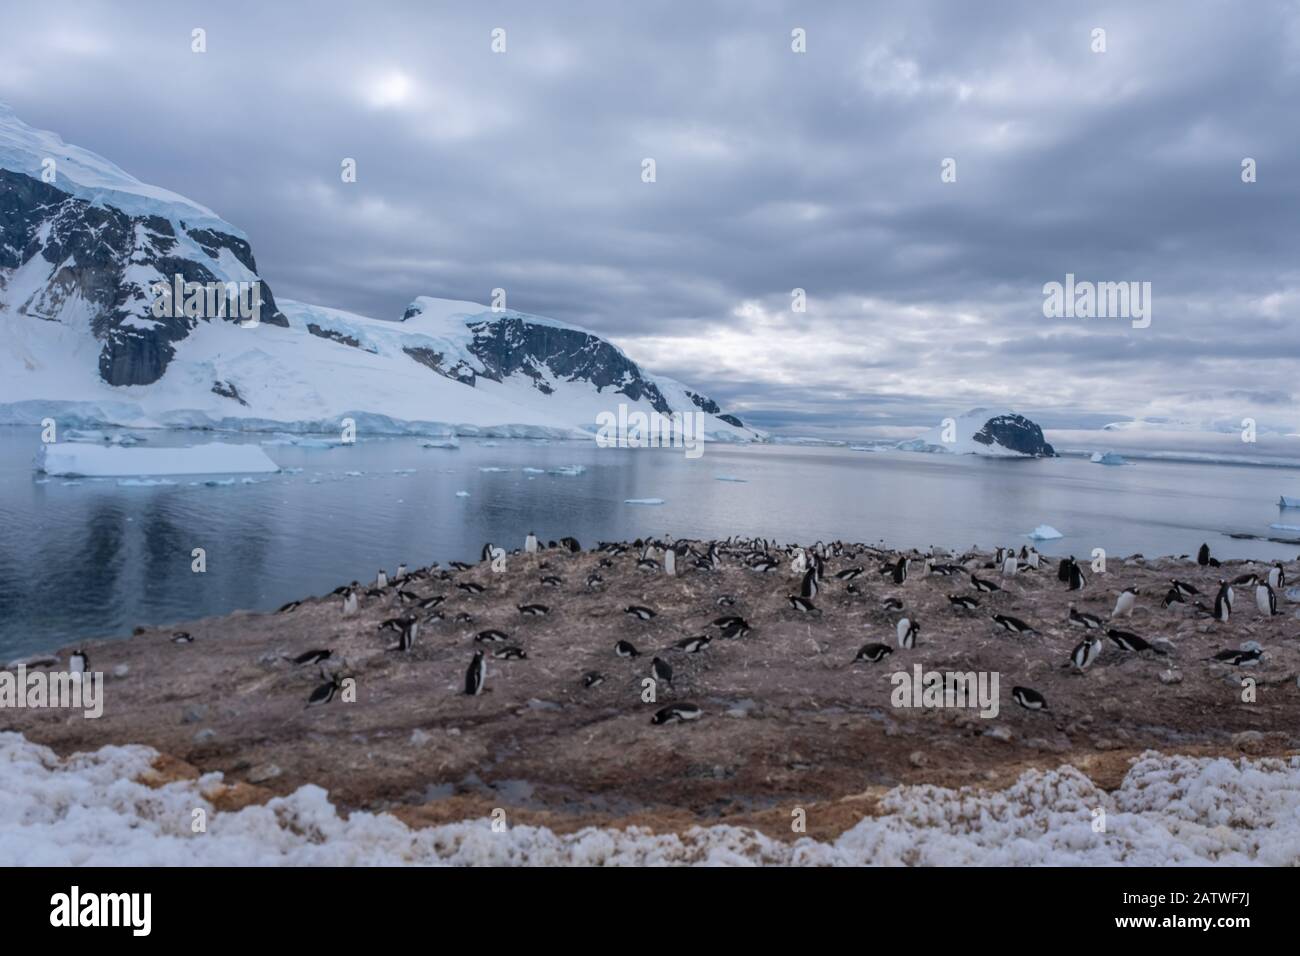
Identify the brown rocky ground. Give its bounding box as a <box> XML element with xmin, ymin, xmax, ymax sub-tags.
<box><xmin>6</xmin><ymin>542</ymin><xmax>1299</xmax><ymax>841</ymax></box>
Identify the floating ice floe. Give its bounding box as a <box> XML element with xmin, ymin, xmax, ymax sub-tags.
<box><xmin>522</xmin><ymin>467</ymin><xmax>546</xmax><ymax>474</ymax></box>
<box><xmin>1026</xmin><ymin>524</ymin><xmax>1063</xmax><ymax>540</ymax></box>
<box><xmin>549</xmin><ymin>465</ymin><xmax>585</xmax><ymax>476</ymax></box>
<box><xmin>3</xmin><ymin>734</ymin><xmax>1300</xmax><ymax>865</ymax></box>
<box><xmin>65</xmin><ymin>429</ymin><xmax>147</xmax><ymax>446</ymax></box>
<box><xmin>715</xmin><ymin>476</ymin><xmax>747</xmax><ymax>482</ymax></box>
<box><xmin>260</xmin><ymin>435</ymin><xmax>347</xmax><ymax>449</ymax></box>
<box><xmin>479</xmin><ymin>467</ymin><xmax>509</xmax><ymax>473</ymax></box>
<box><xmin>455</xmin><ymin>490</ymin><xmax>470</xmax><ymax>498</ymax></box>
<box><xmin>625</xmin><ymin>498</ymin><xmax>665</xmax><ymax>506</ymax></box>
<box><xmin>421</xmin><ymin>439</ymin><xmax>459</xmax><ymax>450</ymax></box>
<box><xmin>115</xmin><ymin>478</ymin><xmax>176</xmax><ymax>487</ymax></box>
<box><xmin>36</xmin><ymin>442</ymin><xmax>279</xmax><ymax>478</ymax></box>
<box><xmin>1090</xmin><ymin>451</ymin><xmax>1128</xmax><ymax>466</ymax></box>
<box><xmin>1269</xmin><ymin>523</ymin><xmax>1300</xmax><ymax>532</ymax></box>
<box><xmin>1279</xmin><ymin>496</ymin><xmax>1300</xmax><ymax>509</ymax></box>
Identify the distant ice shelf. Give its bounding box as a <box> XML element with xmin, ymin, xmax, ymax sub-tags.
<box><xmin>36</xmin><ymin>442</ymin><xmax>280</xmax><ymax>477</ymax></box>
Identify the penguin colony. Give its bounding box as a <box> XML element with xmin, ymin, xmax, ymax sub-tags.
<box><xmin>266</xmin><ymin>536</ymin><xmax>1292</xmax><ymax>724</ymax></box>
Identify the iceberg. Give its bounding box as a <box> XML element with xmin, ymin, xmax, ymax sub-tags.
<box><xmin>1279</xmin><ymin>496</ymin><xmax>1300</xmax><ymax>508</ymax></box>
<box><xmin>1026</xmin><ymin>524</ymin><xmax>1063</xmax><ymax>540</ymax></box>
<box><xmin>548</xmin><ymin>465</ymin><xmax>585</xmax><ymax>476</ymax></box>
<box><xmin>625</xmin><ymin>498</ymin><xmax>665</xmax><ymax>506</ymax></box>
<box><xmin>36</xmin><ymin>442</ymin><xmax>280</xmax><ymax>478</ymax></box>
<box><xmin>1090</xmin><ymin>451</ymin><xmax>1128</xmax><ymax>466</ymax></box>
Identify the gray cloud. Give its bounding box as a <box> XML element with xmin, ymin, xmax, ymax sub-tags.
<box><xmin>2</xmin><ymin>0</ymin><xmax>1297</xmax><ymax>436</ymax></box>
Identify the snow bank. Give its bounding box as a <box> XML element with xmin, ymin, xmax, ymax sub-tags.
<box><xmin>36</xmin><ymin>442</ymin><xmax>279</xmax><ymax>477</ymax></box>
<box><xmin>3</xmin><ymin>734</ymin><xmax>1299</xmax><ymax>865</ymax></box>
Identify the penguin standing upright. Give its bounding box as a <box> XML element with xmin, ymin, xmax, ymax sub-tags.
<box><xmin>1213</xmin><ymin>580</ymin><xmax>1232</xmax><ymax>622</ymax></box>
<box><xmin>664</xmin><ymin>547</ymin><xmax>677</xmax><ymax>577</ymax></box>
<box><xmin>1001</xmin><ymin>552</ymin><xmax>1018</xmax><ymax>577</ymax></box>
<box><xmin>895</xmin><ymin>617</ymin><xmax>919</xmax><ymax>648</ymax></box>
<box><xmin>342</xmin><ymin>588</ymin><xmax>358</xmax><ymax>617</ymax></box>
<box><xmin>1112</xmin><ymin>587</ymin><xmax>1139</xmax><ymax>618</ymax></box>
<box><xmin>1197</xmin><ymin>543</ymin><xmax>1211</xmax><ymax>567</ymax></box>
<box><xmin>1068</xmin><ymin>635</ymin><xmax>1102</xmax><ymax>671</ymax></box>
<box><xmin>1068</xmin><ymin>558</ymin><xmax>1087</xmax><ymax>591</ymax></box>
<box><xmin>800</xmin><ymin>566</ymin><xmax>818</xmax><ymax>599</ymax></box>
<box><xmin>69</xmin><ymin>650</ymin><xmax>88</xmax><ymax>674</ymax></box>
<box><xmin>1256</xmin><ymin>583</ymin><xmax>1278</xmax><ymax>617</ymax></box>
<box><xmin>525</xmin><ymin>532</ymin><xmax>539</xmax><ymax>554</ymax></box>
<box><xmin>464</xmin><ymin>651</ymin><xmax>486</xmax><ymax>695</ymax></box>
<box><xmin>1268</xmin><ymin>562</ymin><xmax>1286</xmax><ymax>589</ymax></box>
<box><xmin>376</xmin><ymin>570</ymin><xmax>388</xmax><ymax>589</ymax></box>
<box><xmin>892</xmin><ymin>556</ymin><xmax>908</xmax><ymax>585</ymax></box>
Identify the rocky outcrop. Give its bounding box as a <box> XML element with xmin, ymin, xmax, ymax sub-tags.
<box><xmin>972</xmin><ymin>413</ymin><xmax>1056</xmax><ymax>457</ymax></box>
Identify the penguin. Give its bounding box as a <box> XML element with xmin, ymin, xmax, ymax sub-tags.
<box><xmin>1024</xmin><ymin>548</ymin><xmax>1041</xmax><ymax>570</ymax></box>
<box><xmin>712</xmin><ymin>614</ymin><xmax>746</xmax><ymax>630</ymax></box>
<box><xmin>586</xmin><ymin>573</ymin><xmax>604</xmax><ymax>588</ymax></box>
<box><xmin>171</xmin><ymin>632</ymin><xmax>194</xmax><ymax>644</ymax></box>
<box><xmin>853</xmin><ymin>642</ymin><xmax>893</xmax><ymax>664</ymax></box>
<box><xmin>624</xmin><ymin>605</ymin><xmax>656</xmax><ymax>621</ymax></box>
<box><xmin>379</xmin><ymin>615</ymin><xmax>415</xmax><ymax>634</ymax></box>
<box><xmin>480</xmin><ymin>542</ymin><xmax>497</xmax><ymax>564</ymax></box>
<box><xmin>396</xmin><ymin>619</ymin><xmax>419</xmax><ymax>652</ymax></box>
<box><xmin>492</xmin><ymin>646</ymin><xmax>527</xmax><ymax>660</ymax></box>
<box><xmin>1001</xmin><ymin>553</ymin><xmax>1018</xmax><ymax>578</ymax></box>
<box><xmin>615</xmin><ymin>639</ymin><xmax>641</xmax><ymax>658</ymax></box>
<box><xmin>474</xmin><ymin>629</ymin><xmax>510</xmax><ymax>644</ymax></box>
<box><xmin>396</xmin><ymin>589</ymin><xmax>421</xmax><ymax>605</ymax></box>
<box><xmin>376</xmin><ymin>570</ymin><xmax>388</xmax><ymax>589</ymax></box>
<box><xmin>1204</xmin><ymin>648</ymin><xmax>1262</xmax><ymax>666</ymax></box>
<box><xmin>891</xmin><ymin>556</ymin><xmax>908</xmax><ymax>585</ymax></box>
<box><xmin>1112</xmin><ymin>587</ymin><xmax>1139</xmax><ymax>618</ymax></box>
<box><xmin>464</xmin><ymin>651</ymin><xmax>486</xmax><ymax>695</ymax></box>
<box><xmin>1068</xmin><ymin>635</ymin><xmax>1102</xmax><ymax>671</ymax></box>
<box><xmin>1011</xmin><ymin>686</ymin><xmax>1049</xmax><ymax>711</ymax></box>
<box><xmin>650</xmin><ymin>702</ymin><xmax>701</xmax><ymax>725</ymax></box>
<box><xmin>948</xmin><ymin>595</ymin><xmax>980</xmax><ymax>611</ymax></box>
<box><xmin>790</xmin><ymin>549</ymin><xmax>808</xmax><ymax>574</ymax></box>
<box><xmin>750</xmin><ymin>557</ymin><xmax>779</xmax><ymax>572</ymax></box>
<box><xmin>1068</xmin><ymin>605</ymin><xmax>1104</xmax><ymax>630</ymax></box>
<box><xmin>422</xmin><ymin>611</ymin><xmax>445</xmax><ymax>626</ymax></box>
<box><xmin>1057</xmin><ymin>558</ymin><xmax>1072</xmax><ymax>583</ymax></box>
<box><xmin>895</xmin><ymin>617</ymin><xmax>919</xmax><ymax>649</ymax></box>
<box><xmin>715</xmin><ymin>595</ymin><xmax>737</xmax><ymax>607</ymax></box>
<box><xmin>69</xmin><ymin>650</ymin><xmax>88</xmax><ymax>674</ymax></box>
<box><xmin>636</xmin><ymin>558</ymin><xmax>661</xmax><ymax>572</ymax></box>
<box><xmin>675</xmin><ymin>635</ymin><xmax>711</xmax><ymax>653</ymax></box>
<box><xmin>719</xmin><ymin>618</ymin><xmax>752</xmax><ymax>639</ymax></box>
<box><xmin>1197</xmin><ymin>543</ymin><xmax>1211</xmax><ymax>567</ymax></box>
<box><xmin>454</xmin><ymin>612</ymin><xmax>474</xmax><ymax>624</ymax></box>
<box><xmin>788</xmin><ymin>595</ymin><xmax>820</xmax><ymax>614</ymax></box>
<box><xmin>457</xmin><ymin>581</ymin><xmax>487</xmax><ymax>595</ymax></box>
<box><xmin>582</xmin><ymin>671</ymin><xmax>605</xmax><ymax>688</ymax></box>
<box><xmin>1268</xmin><ymin>562</ymin><xmax>1286</xmax><ymax>589</ymax></box>
<box><xmin>835</xmin><ymin>567</ymin><xmax>864</xmax><ymax>581</ymax></box>
<box><xmin>970</xmin><ymin>575</ymin><xmax>1001</xmax><ymax>594</ymax></box>
<box><xmin>1256</xmin><ymin>583</ymin><xmax>1278</xmax><ymax>617</ymax></box>
<box><xmin>306</xmin><ymin>674</ymin><xmax>343</xmax><ymax>708</ymax></box>
<box><xmin>342</xmin><ymin>589</ymin><xmax>359</xmax><ymax>617</ymax></box>
<box><xmin>1213</xmin><ymin>580</ymin><xmax>1232</xmax><ymax>622</ymax></box>
<box><xmin>1106</xmin><ymin>628</ymin><xmax>1165</xmax><ymax>654</ymax></box>
<box><xmin>449</xmin><ymin>561</ymin><xmax>473</xmax><ymax>572</ymax></box>
<box><xmin>992</xmin><ymin>614</ymin><xmax>1037</xmax><ymax>635</ymax></box>
<box><xmin>800</xmin><ymin>566</ymin><xmax>819</xmax><ymax>599</ymax></box>
<box><xmin>560</xmin><ymin>536</ymin><xmax>581</xmax><ymax>553</ymax></box>
<box><xmin>1067</xmin><ymin>559</ymin><xmax>1087</xmax><ymax>591</ymax></box>
<box><xmin>395</xmin><ymin>563</ymin><xmax>408</xmax><ymax>581</ymax></box>
<box><xmin>664</xmin><ymin>548</ymin><xmax>677</xmax><ymax>577</ymax></box>
<box><xmin>880</xmin><ymin>597</ymin><xmax>905</xmax><ymax>611</ymax></box>
<box><xmin>1232</xmin><ymin>572</ymin><xmax>1259</xmax><ymax>587</ymax></box>
<box><xmin>291</xmin><ymin>648</ymin><xmax>332</xmax><ymax>665</ymax></box>
<box><xmin>1161</xmin><ymin>587</ymin><xmax>1186</xmax><ymax>608</ymax></box>
<box><xmin>651</xmin><ymin>656</ymin><xmax>673</xmax><ymax>686</ymax></box>
<box><xmin>525</xmin><ymin>532</ymin><xmax>539</xmax><ymax>554</ymax></box>
<box><xmin>277</xmin><ymin>600</ymin><xmax>301</xmax><ymax>613</ymax></box>
<box><xmin>1170</xmin><ymin>579</ymin><xmax>1199</xmax><ymax>599</ymax></box>
<box><xmin>540</xmin><ymin>575</ymin><xmax>563</xmax><ymax>588</ymax></box>
<box><xmin>517</xmin><ymin>604</ymin><xmax>550</xmax><ymax>617</ymax></box>
<box><xmin>417</xmin><ymin>594</ymin><xmax>445</xmax><ymax>610</ymax></box>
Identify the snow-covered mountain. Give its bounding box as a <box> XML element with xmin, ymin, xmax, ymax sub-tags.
<box><xmin>0</xmin><ymin>105</ymin><xmax>760</xmax><ymax>440</ymax></box>
<box><xmin>897</xmin><ymin>408</ymin><xmax>1056</xmax><ymax>458</ymax></box>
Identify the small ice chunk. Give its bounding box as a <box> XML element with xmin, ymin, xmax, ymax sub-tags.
<box><xmin>549</xmin><ymin>465</ymin><xmax>585</xmax><ymax>476</ymax></box>
<box><xmin>455</xmin><ymin>490</ymin><xmax>470</xmax><ymax>498</ymax></box>
<box><xmin>522</xmin><ymin>467</ymin><xmax>545</xmax><ymax>474</ymax></box>
<box><xmin>1090</xmin><ymin>451</ymin><xmax>1127</xmax><ymax>466</ymax></box>
<box><xmin>715</xmin><ymin>476</ymin><xmax>747</xmax><ymax>482</ymax></box>
<box><xmin>625</xmin><ymin>498</ymin><xmax>665</xmax><ymax>506</ymax></box>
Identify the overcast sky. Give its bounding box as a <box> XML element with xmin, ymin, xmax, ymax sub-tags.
<box><xmin>2</xmin><ymin>0</ymin><xmax>1298</xmax><ymax>436</ymax></box>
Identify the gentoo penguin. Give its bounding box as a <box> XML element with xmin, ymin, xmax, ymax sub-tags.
<box><xmin>788</xmin><ymin>595</ymin><xmax>820</xmax><ymax>614</ymax></box>
<box><xmin>880</xmin><ymin>596</ymin><xmax>905</xmax><ymax>611</ymax></box>
<box><xmin>1232</xmin><ymin>572</ymin><xmax>1259</xmax><ymax>587</ymax></box>
<box><xmin>1024</xmin><ymin>548</ymin><xmax>1041</xmax><ymax>570</ymax></box>
<box><xmin>397</xmin><ymin>619</ymin><xmax>419</xmax><ymax>652</ymax></box>
<box><xmin>800</xmin><ymin>566</ymin><xmax>819</xmax><ymax>599</ymax></box>
<box><xmin>342</xmin><ymin>589</ymin><xmax>359</xmax><ymax>617</ymax></box>
<box><xmin>854</xmin><ymin>642</ymin><xmax>893</xmax><ymax>663</ymax></box>
<box><xmin>1068</xmin><ymin>635</ymin><xmax>1102</xmax><ymax>671</ymax></box>
<box><xmin>69</xmin><ymin>650</ymin><xmax>88</xmax><ymax>674</ymax></box>
<box><xmin>492</xmin><ymin>646</ymin><xmax>527</xmax><ymax>660</ymax></box>
<box><xmin>614</xmin><ymin>639</ymin><xmax>641</xmax><ymax>658</ymax></box>
<box><xmin>891</xmin><ymin>556</ymin><xmax>908</xmax><ymax>585</ymax></box>
<box><xmin>1106</xmin><ymin>628</ymin><xmax>1165</xmax><ymax>654</ymax></box>
<box><xmin>291</xmin><ymin>648</ymin><xmax>332</xmax><ymax>665</ymax></box>
<box><xmin>171</xmin><ymin>632</ymin><xmax>194</xmax><ymax>644</ymax></box>
<box><xmin>559</xmin><ymin>536</ymin><xmax>581</xmax><ymax>553</ymax></box>
<box><xmin>1268</xmin><ymin>562</ymin><xmax>1286</xmax><ymax>589</ymax></box>
<box><xmin>790</xmin><ymin>549</ymin><xmax>808</xmax><ymax>574</ymax></box>
<box><xmin>474</xmin><ymin>629</ymin><xmax>510</xmax><ymax>643</ymax></box>
<box><xmin>650</xmin><ymin>656</ymin><xmax>673</xmax><ymax>686</ymax></box>
<box><xmin>517</xmin><ymin>603</ymin><xmax>549</xmax><ymax>617</ymax></box>
<box><xmin>1197</xmin><ymin>543</ymin><xmax>1211</xmax><ymax>567</ymax></box>
<box><xmin>376</xmin><ymin>570</ymin><xmax>388</xmax><ymax>589</ymax></box>
<box><xmin>396</xmin><ymin>589</ymin><xmax>421</xmax><ymax>605</ymax></box>
<box><xmin>525</xmin><ymin>532</ymin><xmax>539</xmax><ymax>554</ymax></box>
<box><xmin>992</xmin><ymin>613</ymin><xmax>1036</xmax><ymax>635</ymax></box>
<box><xmin>449</xmin><ymin>561</ymin><xmax>472</xmax><ymax>572</ymax></box>
<box><xmin>1161</xmin><ymin>587</ymin><xmax>1185</xmax><ymax>608</ymax></box>
<box><xmin>1011</xmin><ymin>686</ymin><xmax>1049</xmax><ymax>711</ymax></box>
<box><xmin>1001</xmin><ymin>553</ymin><xmax>1018</xmax><ymax>577</ymax></box>
<box><xmin>636</xmin><ymin>557</ymin><xmax>661</xmax><ymax>572</ymax></box>
<box><xmin>715</xmin><ymin>595</ymin><xmax>737</xmax><ymax>607</ymax></box>
<box><xmin>1170</xmin><ymin>579</ymin><xmax>1199</xmax><ymax>599</ymax></box>
<box><xmin>949</xmin><ymin>595</ymin><xmax>980</xmax><ymax>611</ymax></box>
<box><xmin>895</xmin><ymin>617</ymin><xmax>919</xmax><ymax>649</ymax></box>
<box><xmin>464</xmin><ymin>651</ymin><xmax>486</xmax><ymax>695</ymax></box>
<box><xmin>1213</xmin><ymin>581</ymin><xmax>1232</xmax><ymax>622</ymax></box>
<box><xmin>624</xmin><ymin>605</ymin><xmax>656</xmax><ymax>621</ymax></box>
<box><xmin>540</xmin><ymin>575</ymin><xmax>563</xmax><ymax>588</ymax></box>
<box><xmin>305</xmin><ymin>675</ymin><xmax>343</xmax><ymax>708</ymax></box>
<box><xmin>417</xmin><ymin>594</ymin><xmax>445</xmax><ymax>610</ymax></box>
<box><xmin>277</xmin><ymin>600</ymin><xmax>301</xmax><ymax>613</ymax></box>
<box><xmin>586</xmin><ymin>573</ymin><xmax>604</xmax><ymax>588</ymax></box>
<box><xmin>582</xmin><ymin>671</ymin><xmax>605</xmax><ymax>688</ymax></box>
<box><xmin>675</xmin><ymin>635</ymin><xmax>712</xmax><ymax>653</ymax></box>
<box><xmin>650</xmin><ymin>702</ymin><xmax>701</xmax><ymax>725</ymax></box>
<box><xmin>1068</xmin><ymin>604</ymin><xmax>1103</xmax><ymax>630</ymax></box>
<box><xmin>1057</xmin><ymin>557</ymin><xmax>1071</xmax><ymax>582</ymax></box>
<box><xmin>712</xmin><ymin>614</ymin><xmax>746</xmax><ymax>630</ymax></box>
<box><xmin>395</xmin><ymin>563</ymin><xmax>408</xmax><ymax>581</ymax></box>
<box><xmin>480</xmin><ymin>542</ymin><xmax>497</xmax><ymax>564</ymax></box>
<box><xmin>1256</xmin><ymin>583</ymin><xmax>1278</xmax><ymax>617</ymax></box>
<box><xmin>1067</xmin><ymin>558</ymin><xmax>1087</xmax><ymax>591</ymax></box>
<box><xmin>835</xmin><ymin>567</ymin><xmax>864</xmax><ymax>581</ymax></box>
<box><xmin>664</xmin><ymin>548</ymin><xmax>677</xmax><ymax>577</ymax></box>
<box><xmin>457</xmin><ymin>581</ymin><xmax>486</xmax><ymax>595</ymax></box>
<box><xmin>1112</xmin><ymin>587</ymin><xmax>1139</xmax><ymax>618</ymax></box>
<box><xmin>1204</xmin><ymin>648</ymin><xmax>1262</xmax><ymax>666</ymax></box>
<box><xmin>719</xmin><ymin>618</ymin><xmax>751</xmax><ymax>639</ymax></box>
<box><xmin>970</xmin><ymin>574</ymin><xmax>1001</xmax><ymax>594</ymax></box>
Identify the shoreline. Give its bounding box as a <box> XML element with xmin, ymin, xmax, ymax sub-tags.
<box><xmin>3</xmin><ymin>538</ymin><xmax>1298</xmax><ymax>852</ymax></box>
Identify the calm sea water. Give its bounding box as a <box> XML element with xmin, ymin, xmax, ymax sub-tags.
<box><xmin>2</xmin><ymin>426</ymin><xmax>1298</xmax><ymax>658</ymax></box>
